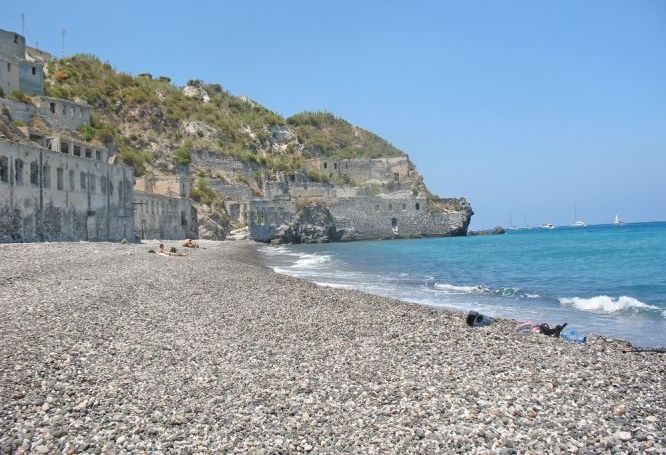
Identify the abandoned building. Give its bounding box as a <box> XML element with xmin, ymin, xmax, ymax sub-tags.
<box><xmin>0</xmin><ymin>134</ymin><xmax>135</xmax><ymax>242</ymax></box>
<box><xmin>0</xmin><ymin>29</ymin><xmax>45</xmax><ymax>96</ymax></box>
<box><xmin>0</xmin><ymin>28</ymin><xmax>196</xmax><ymax>243</ymax></box>
<box><xmin>304</xmin><ymin>156</ymin><xmax>412</xmax><ymax>183</ymax></box>
<box><xmin>133</xmin><ymin>174</ymin><xmax>196</xmax><ymax>240</ymax></box>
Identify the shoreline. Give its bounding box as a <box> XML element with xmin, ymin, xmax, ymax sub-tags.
<box><xmin>1</xmin><ymin>240</ymin><xmax>664</xmax><ymax>452</ymax></box>
<box><xmin>256</xmin><ymin>237</ymin><xmax>666</xmax><ymax>349</ymax></box>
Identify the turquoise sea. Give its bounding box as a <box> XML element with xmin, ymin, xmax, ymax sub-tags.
<box><xmin>260</xmin><ymin>222</ymin><xmax>666</xmax><ymax>347</ymax></box>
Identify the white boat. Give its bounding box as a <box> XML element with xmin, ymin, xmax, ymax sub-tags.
<box><xmin>571</xmin><ymin>203</ymin><xmax>587</xmax><ymax>227</ymax></box>
<box><xmin>613</xmin><ymin>214</ymin><xmax>624</xmax><ymax>225</ymax></box>
<box><xmin>539</xmin><ymin>223</ymin><xmax>556</xmax><ymax>229</ymax></box>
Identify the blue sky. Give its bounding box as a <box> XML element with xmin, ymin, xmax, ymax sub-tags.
<box><xmin>2</xmin><ymin>1</ymin><xmax>665</xmax><ymax>228</ymax></box>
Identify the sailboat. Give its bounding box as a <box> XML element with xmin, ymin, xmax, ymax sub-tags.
<box><xmin>613</xmin><ymin>214</ymin><xmax>624</xmax><ymax>225</ymax></box>
<box><xmin>571</xmin><ymin>203</ymin><xmax>587</xmax><ymax>227</ymax></box>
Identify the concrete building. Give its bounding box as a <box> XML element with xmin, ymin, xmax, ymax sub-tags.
<box><xmin>0</xmin><ymin>137</ymin><xmax>135</xmax><ymax>242</ymax></box>
<box><xmin>133</xmin><ymin>174</ymin><xmax>196</xmax><ymax>240</ymax></box>
<box><xmin>0</xmin><ymin>28</ymin><xmax>196</xmax><ymax>243</ymax></box>
<box><xmin>0</xmin><ymin>29</ymin><xmax>44</xmax><ymax>96</ymax></box>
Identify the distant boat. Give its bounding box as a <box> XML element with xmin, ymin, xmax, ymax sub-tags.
<box><xmin>613</xmin><ymin>214</ymin><xmax>624</xmax><ymax>225</ymax></box>
<box><xmin>539</xmin><ymin>223</ymin><xmax>556</xmax><ymax>229</ymax></box>
<box><xmin>571</xmin><ymin>203</ymin><xmax>587</xmax><ymax>227</ymax></box>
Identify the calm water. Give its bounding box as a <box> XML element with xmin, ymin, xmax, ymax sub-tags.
<box><xmin>260</xmin><ymin>222</ymin><xmax>666</xmax><ymax>347</ymax></box>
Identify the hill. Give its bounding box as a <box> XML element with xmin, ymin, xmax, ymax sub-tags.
<box><xmin>43</xmin><ymin>54</ymin><xmax>405</xmax><ymax>176</ymax></box>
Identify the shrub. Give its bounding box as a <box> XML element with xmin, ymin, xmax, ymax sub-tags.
<box><xmin>119</xmin><ymin>148</ymin><xmax>153</xmax><ymax>176</ymax></box>
<box><xmin>190</xmin><ymin>178</ymin><xmax>217</xmax><ymax>206</ymax></box>
<box><xmin>78</xmin><ymin>124</ymin><xmax>97</xmax><ymax>142</ymax></box>
<box><xmin>8</xmin><ymin>91</ymin><xmax>30</xmax><ymax>103</ymax></box>
<box><xmin>174</xmin><ymin>144</ymin><xmax>191</xmax><ymax>166</ymax></box>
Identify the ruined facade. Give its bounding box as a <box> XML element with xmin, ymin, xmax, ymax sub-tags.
<box><xmin>0</xmin><ymin>29</ymin><xmax>44</xmax><ymax>96</ymax></box>
<box><xmin>0</xmin><ymin>28</ymin><xmax>196</xmax><ymax>243</ymax></box>
<box><xmin>249</xmin><ymin>195</ymin><xmax>470</xmax><ymax>243</ymax></box>
<box><xmin>250</xmin><ymin>157</ymin><xmax>472</xmax><ymax>243</ymax></box>
<box><xmin>304</xmin><ymin>156</ymin><xmax>411</xmax><ymax>183</ymax></box>
<box><xmin>133</xmin><ymin>174</ymin><xmax>196</xmax><ymax>240</ymax></box>
<box><xmin>0</xmin><ymin>138</ymin><xmax>135</xmax><ymax>242</ymax></box>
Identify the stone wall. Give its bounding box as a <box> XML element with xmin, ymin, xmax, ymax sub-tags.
<box><xmin>0</xmin><ymin>98</ymin><xmax>33</xmax><ymax>123</ymax></box>
<box><xmin>249</xmin><ymin>194</ymin><xmax>471</xmax><ymax>242</ymax></box>
<box><xmin>209</xmin><ymin>181</ymin><xmax>253</xmax><ymax>202</ymax></box>
<box><xmin>0</xmin><ymin>97</ymin><xmax>91</xmax><ymax>132</ymax></box>
<box><xmin>328</xmin><ymin>196</ymin><xmax>469</xmax><ymax>240</ymax></box>
<box><xmin>304</xmin><ymin>157</ymin><xmax>410</xmax><ymax>183</ymax></box>
<box><xmin>133</xmin><ymin>191</ymin><xmax>196</xmax><ymax>240</ymax></box>
<box><xmin>0</xmin><ymin>139</ymin><xmax>135</xmax><ymax>242</ymax></box>
<box><xmin>191</xmin><ymin>150</ymin><xmax>260</xmax><ymax>179</ymax></box>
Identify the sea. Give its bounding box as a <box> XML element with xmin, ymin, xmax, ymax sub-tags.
<box><xmin>260</xmin><ymin>222</ymin><xmax>666</xmax><ymax>347</ymax></box>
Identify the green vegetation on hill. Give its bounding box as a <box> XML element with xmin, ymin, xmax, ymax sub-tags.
<box><xmin>286</xmin><ymin>111</ymin><xmax>404</xmax><ymax>159</ymax></box>
<box><xmin>43</xmin><ymin>54</ymin><xmax>406</xmax><ymax>176</ymax></box>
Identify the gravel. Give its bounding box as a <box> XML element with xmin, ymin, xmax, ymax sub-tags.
<box><xmin>1</xmin><ymin>240</ymin><xmax>664</xmax><ymax>453</ymax></box>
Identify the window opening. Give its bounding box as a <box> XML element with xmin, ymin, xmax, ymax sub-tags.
<box><xmin>56</xmin><ymin>168</ymin><xmax>64</xmax><ymax>190</ymax></box>
<box><xmin>14</xmin><ymin>159</ymin><xmax>24</xmax><ymax>185</ymax></box>
<box><xmin>0</xmin><ymin>157</ymin><xmax>8</xmax><ymax>183</ymax></box>
<box><xmin>30</xmin><ymin>161</ymin><xmax>39</xmax><ymax>186</ymax></box>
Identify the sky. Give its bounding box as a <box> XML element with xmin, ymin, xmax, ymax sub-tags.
<box><xmin>2</xmin><ymin>1</ymin><xmax>665</xmax><ymax>229</ymax></box>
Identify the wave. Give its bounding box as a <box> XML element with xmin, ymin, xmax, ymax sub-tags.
<box><xmin>293</xmin><ymin>254</ymin><xmax>331</xmax><ymax>268</ymax></box>
<box><xmin>559</xmin><ymin>295</ymin><xmax>663</xmax><ymax>316</ymax></box>
<box><xmin>431</xmin><ymin>282</ymin><xmax>541</xmax><ymax>299</ymax></box>
<box><xmin>433</xmin><ymin>283</ymin><xmax>489</xmax><ymax>294</ymax></box>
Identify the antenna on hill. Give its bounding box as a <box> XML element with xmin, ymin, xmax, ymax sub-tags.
<box><xmin>61</xmin><ymin>29</ymin><xmax>66</xmax><ymax>58</ymax></box>
<box><xmin>21</xmin><ymin>13</ymin><xmax>25</xmax><ymax>36</ymax></box>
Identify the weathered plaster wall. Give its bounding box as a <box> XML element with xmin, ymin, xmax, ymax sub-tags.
<box><xmin>0</xmin><ymin>30</ymin><xmax>44</xmax><ymax>96</ymax></box>
<box><xmin>133</xmin><ymin>191</ymin><xmax>197</xmax><ymax>240</ymax></box>
<box><xmin>33</xmin><ymin>96</ymin><xmax>90</xmax><ymax>131</ymax></box>
<box><xmin>0</xmin><ymin>139</ymin><xmax>135</xmax><ymax>242</ymax></box>
<box><xmin>248</xmin><ymin>199</ymin><xmax>296</xmax><ymax>242</ymax></box>
<box><xmin>0</xmin><ymin>97</ymin><xmax>90</xmax><ymax>132</ymax></box>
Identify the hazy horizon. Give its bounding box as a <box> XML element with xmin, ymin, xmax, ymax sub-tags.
<box><xmin>2</xmin><ymin>1</ymin><xmax>664</xmax><ymax>229</ymax></box>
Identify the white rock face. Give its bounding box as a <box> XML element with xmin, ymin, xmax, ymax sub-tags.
<box><xmin>183</xmin><ymin>85</ymin><xmax>210</xmax><ymax>103</ymax></box>
<box><xmin>269</xmin><ymin>125</ymin><xmax>296</xmax><ymax>144</ymax></box>
<box><xmin>183</xmin><ymin>121</ymin><xmax>217</xmax><ymax>138</ymax></box>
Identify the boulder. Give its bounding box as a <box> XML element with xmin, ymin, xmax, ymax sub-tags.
<box><xmin>269</xmin><ymin>203</ymin><xmax>339</xmax><ymax>244</ymax></box>
<box><xmin>492</xmin><ymin>226</ymin><xmax>506</xmax><ymax>235</ymax></box>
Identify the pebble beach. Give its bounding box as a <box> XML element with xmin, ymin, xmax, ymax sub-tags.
<box><xmin>0</xmin><ymin>240</ymin><xmax>664</xmax><ymax>454</ymax></box>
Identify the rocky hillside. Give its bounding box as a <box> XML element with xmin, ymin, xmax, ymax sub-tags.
<box><xmin>43</xmin><ymin>55</ymin><xmax>404</xmax><ymax>175</ymax></box>
<box><xmin>36</xmin><ymin>54</ymin><xmax>470</xmax><ymax>239</ymax></box>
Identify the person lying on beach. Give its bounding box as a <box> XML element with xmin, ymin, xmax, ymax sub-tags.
<box><xmin>157</xmin><ymin>243</ymin><xmax>188</xmax><ymax>257</ymax></box>
<box><xmin>182</xmin><ymin>238</ymin><xmax>199</xmax><ymax>248</ymax></box>
<box><xmin>515</xmin><ymin>320</ymin><xmax>568</xmax><ymax>337</ymax></box>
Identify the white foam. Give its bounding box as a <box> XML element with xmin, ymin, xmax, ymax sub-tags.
<box><xmin>434</xmin><ymin>283</ymin><xmax>488</xmax><ymax>294</ymax></box>
<box><xmin>293</xmin><ymin>254</ymin><xmax>331</xmax><ymax>268</ymax></box>
<box><xmin>313</xmin><ymin>281</ymin><xmax>356</xmax><ymax>289</ymax></box>
<box><xmin>559</xmin><ymin>295</ymin><xmax>661</xmax><ymax>315</ymax></box>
